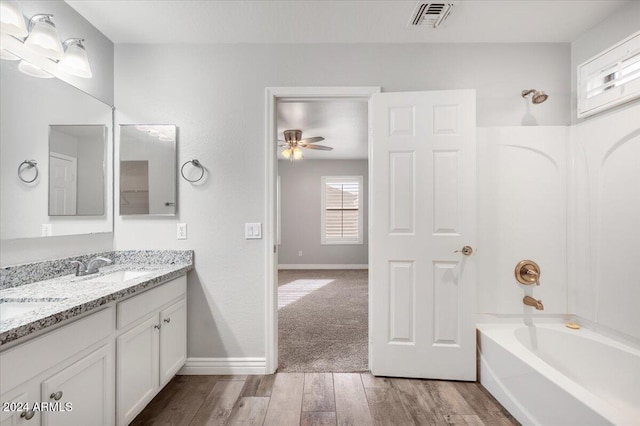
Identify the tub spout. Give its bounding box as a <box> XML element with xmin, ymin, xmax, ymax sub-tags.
<box><xmin>523</xmin><ymin>295</ymin><xmax>544</xmax><ymax>310</ymax></box>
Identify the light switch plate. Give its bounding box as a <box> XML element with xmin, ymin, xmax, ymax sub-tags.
<box><xmin>42</xmin><ymin>224</ymin><xmax>52</xmax><ymax>237</ymax></box>
<box><xmin>177</xmin><ymin>223</ymin><xmax>187</xmax><ymax>240</ymax></box>
<box><xmin>245</xmin><ymin>223</ymin><xmax>262</xmax><ymax>239</ymax></box>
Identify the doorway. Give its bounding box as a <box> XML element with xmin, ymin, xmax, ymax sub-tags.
<box><xmin>265</xmin><ymin>88</ymin><xmax>477</xmax><ymax>379</ymax></box>
<box><xmin>264</xmin><ymin>87</ymin><xmax>380</xmax><ymax>373</ymax></box>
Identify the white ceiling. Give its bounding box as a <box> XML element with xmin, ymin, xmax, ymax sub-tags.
<box><xmin>65</xmin><ymin>0</ymin><xmax>628</xmax><ymax>44</ymax></box>
<box><xmin>277</xmin><ymin>100</ymin><xmax>368</xmax><ymax>160</ymax></box>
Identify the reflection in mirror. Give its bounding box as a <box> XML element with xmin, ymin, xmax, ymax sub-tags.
<box><xmin>0</xmin><ymin>59</ymin><xmax>113</xmax><ymax>240</ymax></box>
<box><xmin>119</xmin><ymin>125</ymin><xmax>176</xmax><ymax>216</ymax></box>
<box><xmin>49</xmin><ymin>125</ymin><xmax>106</xmax><ymax>216</ymax></box>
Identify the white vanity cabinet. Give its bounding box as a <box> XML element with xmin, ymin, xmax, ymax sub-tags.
<box><xmin>40</xmin><ymin>343</ymin><xmax>114</xmax><ymax>426</ymax></box>
<box><xmin>1</xmin><ymin>272</ymin><xmax>188</xmax><ymax>426</ymax></box>
<box><xmin>0</xmin><ymin>308</ymin><xmax>115</xmax><ymax>426</ymax></box>
<box><xmin>116</xmin><ymin>276</ymin><xmax>186</xmax><ymax>426</ymax></box>
<box><xmin>0</xmin><ymin>387</ymin><xmax>40</xmax><ymax>426</ymax></box>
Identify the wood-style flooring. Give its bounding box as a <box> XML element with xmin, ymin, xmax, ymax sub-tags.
<box><xmin>131</xmin><ymin>373</ymin><xmax>519</xmax><ymax>426</ymax></box>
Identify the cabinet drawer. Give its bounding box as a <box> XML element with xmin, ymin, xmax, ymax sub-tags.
<box><xmin>116</xmin><ymin>275</ymin><xmax>186</xmax><ymax>329</ymax></box>
<box><xmin>0</xmin><ymin>307</ymin><xmax>113</xmax><ymax>395</ymax></box>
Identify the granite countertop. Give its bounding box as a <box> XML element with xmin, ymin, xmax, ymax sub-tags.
<box><xmin>0</xmin><ymin>261</ymin><xmax>192</xmax><ymax>346</ymax></box>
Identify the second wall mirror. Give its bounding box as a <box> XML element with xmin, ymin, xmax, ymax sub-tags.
<box><xmin>119</xmin><ymin>125</ymin><xmax>177</xmax><ymax>216</ymax></box>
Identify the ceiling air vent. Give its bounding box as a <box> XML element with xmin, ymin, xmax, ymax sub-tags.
<box><xmin>410</xmin><ymin>2</ymin><xmax>454</xmax><ymax>28</ymax></box>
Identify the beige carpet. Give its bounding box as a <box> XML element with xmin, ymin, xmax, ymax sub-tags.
<box><xmin>277</xmin><ymin>269</ymin><xmax>368</xmax><ymax>372</ymax></box>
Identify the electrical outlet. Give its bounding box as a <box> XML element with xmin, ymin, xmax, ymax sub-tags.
<box><xmin>42</xmin><ymin>224</ymin><xmax>52</xmax><ymax>237</ymax></box>
<box><xmin>177</xmin><ymin>223</ymin><xmax>187</xmax><ymax>240</ymax></box>
<box><xmin>298</xmin><ymin>250</ymin><xmax>303</xmax><ymax>257</ymax></box>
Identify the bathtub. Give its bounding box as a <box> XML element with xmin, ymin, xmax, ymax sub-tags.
<box><xmin>477</xmin><ymin>323</ymin><xmax>640</xmax><ymax>426</ymax></box>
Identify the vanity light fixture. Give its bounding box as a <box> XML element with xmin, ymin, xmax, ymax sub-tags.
<box><xmin>59</xmin><ymin>38</ymin><xmax>92</xmax><ymax>78</ymax></box>
<box><xmin>0</xmin><ymin>49</ymin><xmax>19</xmax><ymax>60</ymax></box>
<box><xmin>0</xmin><ymin>0</ymin><xmax>28</xmax><ymax>38</ymax></box>
<box><xmin>17</xmin><ymin>59</ymin><xmax>53</xmax><ymax>78</ymax></box>
<box><xmin>24</xmin><ymin>14</ymin><xmax>64</xmax><ymax>60</ymax></box>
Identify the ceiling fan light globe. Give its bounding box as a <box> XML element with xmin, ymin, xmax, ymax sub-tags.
<box><xmin>282</xmin><ymin>148</ymin><xmax>292</xmax><ymax>159</ymax></box>
<box><xmin>293</xmin><ymin>147</ymin><xmax>304</xmax><ymax>160</ymax></box>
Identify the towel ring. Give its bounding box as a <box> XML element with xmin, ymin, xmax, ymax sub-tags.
<box><xmin>18</xmin><ymin>160</ymin><xmax>39</xmax><ymax>183</ymax></box>
<box><xmin>180</xmin><ymin>159</ymin><xmax>205</xmax><ymax>183</ymax></box>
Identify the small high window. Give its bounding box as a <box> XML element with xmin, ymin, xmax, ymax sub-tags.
<box><xmin>578</xmin><ymin>31</ymin><xmax>640</xmax><ymax>118</ymax></box>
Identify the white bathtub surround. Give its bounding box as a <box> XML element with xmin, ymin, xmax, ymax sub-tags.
<box><xmin>478</xmin><ymin>322</ymin><xmax>640</xmax><ymax>426</ymax></box>
<box><xmin>568</xmin><ymin>103</ymin><xmax>640</xmax><ymax>342</ymax></box>
<box><xmin>477</xmin><ymin>127</ymin><xmax>569</xmax><ymax>315</ymax></box>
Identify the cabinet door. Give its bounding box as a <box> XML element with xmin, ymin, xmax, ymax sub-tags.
<box><xmin>116</xmin><ymin>316</ymin><xmax>159</xmax><ymax>426</ymax></box>
<box><xmin>0</xmin><ymin>388</ymin><xmax>39</xmax><ymax>426</ymax></box>
<box><xmin>159</xmin><ymin>298</ymin><xmax>187</xmax><ymax>386</ymax></box>
<box><xmin>41</xmin><ymin>343</ymin><xmax>114</xmax><ymax>426</ymax></box>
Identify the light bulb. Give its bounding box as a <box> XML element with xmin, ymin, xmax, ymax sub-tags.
<box><xmin>24</xmin><ymin>14</ymin><xmax>63</xmax><ymax>60</ymax></box>
<box><xmin>0</xmin><ymin>1</ymin><xmax>28</xmax><ymax>38</ymax></box>
<box><xmin>59</xmin><ymin>39</ymin><xmax>92</xmax><ymax>78</ymax></box>
<box><xmin>282</xmin><ymin>148</ymin><xmax>292</xmax><ymax>159</ymax></box>
<box><xmin>293</xmin><ymin>147</ymin><xmax>303</xmax><ymax>160</ymax></box>
<box><xmin>18</xmin><ymin>60</ymin><xmax>53</xmax><ymax>78</ymax></box>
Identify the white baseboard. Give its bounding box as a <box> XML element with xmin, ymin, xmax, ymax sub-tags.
<box><xmin>178</xmin><ymin>357</ymin><xmax>267</xmax><ymax>375</ymax></box>
<box><xmin>278</xmin><ymin>264</ymin><xmax>368</xmax><ymax>270</ymax></box>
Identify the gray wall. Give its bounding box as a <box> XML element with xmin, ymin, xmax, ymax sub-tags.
<box><xmin>278</xmin><ymin>160</ymin><xmax>368</xmax><ymax>266</ymax></box>
<box><xmin>570</xmin><ymin>1</ymin><xmax>640</xmax><ymax>123</ymax></box>
<box><xmin>113</xmin><ymin>42</ymin><xmax>570</xmax><ymax>359</ymax></box>
<box><xmin>1</xmin><ymin>0</ymin><xmax>114</xmax><ymax>266</ymax></box>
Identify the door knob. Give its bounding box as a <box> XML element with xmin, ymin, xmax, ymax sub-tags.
<box><xmin>164</xmin><ymin>318</ymin><xmax>171</xmax><ymax>324</ymax></box>
<box><xmin>454</xmin><ymin>246</ymin><xmax>473</xmax><ymax>256</ymax></box>
<box><xmin>50</xmin><ymin>391</ymin><xmax>63</xmax><ymax>401</ymax></box>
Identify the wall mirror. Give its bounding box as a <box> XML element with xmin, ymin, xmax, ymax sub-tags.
<box><xmin>0</xmin><ymin>60</ymin><xmax>113</xmax><ymax>240</ymax></box>
<box><xmin>49</xmin><ymin>125</ymin><xmax>107</xmax><ymax>216</ymax></box>
<box><xmin>119</xmin><ymin>125</ymin><xmax>177</xmax><ymax>216</ymax></box>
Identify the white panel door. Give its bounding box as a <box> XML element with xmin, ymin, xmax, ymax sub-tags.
<box><xmin>49</xmin><ymin>153</ymin><xmax>77</xmax><ymax>215</ymax></box>
<box><xmin>370</xmin><ymin>90</ymin><xmax>476</xmax><ymax>380</ymax></box>
<box><xmin>41</xmin><ymin>343</ymin><xmax>114</xmax><ymax>426</ymax></box>
<box><xmin>116</xmin><ymin>316</ymin><xmax>159</xmax><ymax>426</ymax></box>
<box><xmin>159</xmin><ymin>298</ymin><xmax>187</xmax><ymax>386</ymax></box>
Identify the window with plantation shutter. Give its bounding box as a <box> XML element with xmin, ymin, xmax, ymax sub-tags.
<box><xmin>321</xmin><ymin>176</ymin><xmax>363</xmax><ymax>245</ymax></box>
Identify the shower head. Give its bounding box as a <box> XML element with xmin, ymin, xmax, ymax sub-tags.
<box><xmin>522</xmin><ymin>89</ymin><xmax>548</xmax><ymax>104</ymax></box>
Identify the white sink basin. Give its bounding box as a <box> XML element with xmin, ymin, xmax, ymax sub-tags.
<box><xmin>86</xmin><ymin>270</ymin><xmax>148</xmax><ymax>283</ymax></box>
<box><xmin>0</xmin><ymin>301</ymin><xmax>59</xmax><ymax>320</ymax></box>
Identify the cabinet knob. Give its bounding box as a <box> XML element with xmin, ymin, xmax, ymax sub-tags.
<box><xmin>164</xmin><ymin>318</ymin><xmax>171</xmax><ymax>324</ymax></box>
<box><xmin>50</xmin><ymin>391</ymin><xmax>63</xmax><ymax>401</ymax></box>
<box><xmin>154</xmin><ymin>324</ymin><xmax>161</xmax><ymax>330</ymax></box>
<box><xmin>20</xmin><ymin>410</ymin><xmax>35</xmax><ymax>420</ymax></box>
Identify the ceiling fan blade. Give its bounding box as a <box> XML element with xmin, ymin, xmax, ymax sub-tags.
<box><xmin>299</xmin><ymin>136</ymin><xmax>325</xmax><ymax>144</ymax></box>
<box><xmin>301</xmin><ymin>144</ymin><xmax>333</xmax><ymax>151</ymax></box>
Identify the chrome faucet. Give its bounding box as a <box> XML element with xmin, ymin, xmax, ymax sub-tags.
<box><xmin>523</xmin><ymin>295</ymin><xmax>544</xmax><ymax>310</ymax></box>
<box><xmin>71</xmin><ymin>257</ymin><xmax>112</xmax><ymax>276</ymax></box>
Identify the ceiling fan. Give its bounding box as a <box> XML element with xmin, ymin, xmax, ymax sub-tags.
<box><xmin>278</xmin><ymin>129</ymin><xmax>333</xmax><ymax>160</ymax></box>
